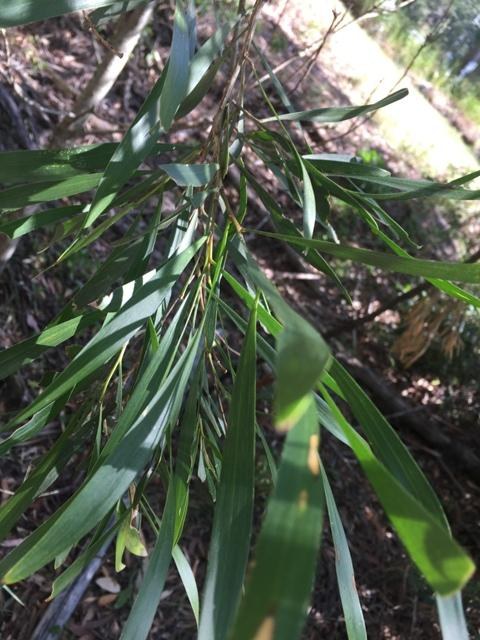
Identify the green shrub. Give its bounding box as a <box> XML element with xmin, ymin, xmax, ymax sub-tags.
<box><xmin>0</xmin><ymin>2</ymin><xmax>478</xmax><ymax>639</ymax></box>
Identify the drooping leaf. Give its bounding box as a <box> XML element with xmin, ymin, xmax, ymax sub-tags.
<box><xmin>121</xmin><ymin>366</ymin><xmax>203</xmax><ymax>640</ymax></box>
<box><xmin>0</xmin><ymin>310</ymin><xmax>103</xmax><ymax>381</ymax></box>
<box><xmin>4</xmin><ymin>238</ymin><xmax>205</xmax><ymax>430</ymax></box>
<box><xmin>172</xmin><ymin>546</ymin><xmax>200</xmax><ymax>627</ymax></box>
<box><xmin>345</xmin><ymin>170</ymin><xmax>480</xmax><ymax>201</ymax></box>
<box><xmin>159</xmin><ymin>6</ymin><xmax>191</xmax><ymax>131</ymax></box>
<box><xmin>328</xmin><ymin>359</ymin><xmax>447</xmax><ymax>524</ymax></box>
<box><xmin>322</xmin><ymin>466</ymin><xmax>367</xmax><ymax>640</ymax></box>
<box><xmin>319</xmin><ymin>385</ymin><xmax>475</xmax><ymax>596</ymax></box>
<box><xmin>232</xmin><ymin>239</ymin><xmax>331</xmax><ymax>429</ymax></box>
<box><xmin>303</xmin><ymin>154</ymin><xmax>390</xmax><ymax>178</ymax></box>
<box><xmin>199</xmin><ymin>303</ymin><xmax>257</xmax><ymax>640</ymax></box>
<box><xmin>0</xmin><ymin>329</ymin><xmax>202</xmax><ymax>584</ymax></box>
<box><xmin>0</xmin><ymin>174</ymin><xmax>102</xmax><ymax>210</ymax></box>
<box><xmin>0</xmin><ymin>205</ymin><xmax>84</xmax><ymax>239</ymax></box>
<box><xmin>254</xmin><ymin>231</ymin><xmax>480</xmax><ymax>284</ymax></box>
<box><xmin>261</xmin><ymin>89</ymin><xmax>408</xmax><ymax>123</ymax></box>
<box><xmin>231</xmin><ymin>395</ymin><xmax>323</xmax><ymax>640</ymax></box>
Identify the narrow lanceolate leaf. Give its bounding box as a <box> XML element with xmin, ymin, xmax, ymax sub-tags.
<box><xmin>121</xmin><ymin>486</ymin><xmax>177</xmax><ymax>640</ymax></box>
<box><xmin>322</xmin><ymin>467</ymin><xmax>367</xmax><ymax>640</ymax></box>
<box><xmin>254</xmin><ymin>231</ymin><xmax>480</xmax><ymax>284</ymax></box>
<box><xmin>0</xmin><ymin>330</ymin><xmax>202</xmax><ymax>584</ymax></box>
<box><xmin>50</xmin><ymin>517</ymin><xmax>122</xmax><ymax>600</ymax></box>
<box><xmin>0</xmin><ymin>205</ymin><xmax>83</xmax><ymax>239</ymax></box>
<box><xmin>329</xmin><ymin>360</ymin><xmax>446</xmax><ymax>525</ymax></box>
<box><xmin>0</xmin><ymin>0</ymin><xmax>120</xmax><ymax>27</ymax></box>
<box><xmin>0</xmin><ymin>145</ymin><xmax>117</xmax><ymax>184</ymax></box>
<box><xmin>121</xmin><ymin>369</ymin><xmax>203</xmax><ymax>640</ymax></box>
<box><xmin>302</xmin><ymin>154</ymin><xmax>390</xmax><ymax>178</ymax></box>
<box><xmin>177</xmin><ymin>21</ymin><xmax>233</xmax><ymax>119</ymax></box>
<box><xmin>344</xmin><ymin>170</ymin><xmax>480</xmax><ymax>201</ymax></box>
<box><xmin>0</xmin><ymin>310</ymin><xmax>102</xmax><ymax>381</ymax></box>
<box><xmin>199</xmin><ymin>305</ymin><xmax>257</xmax><ymax>640</ymax></box>
<box><xmin>5</xmin><ymin>238</ymin><xmax>204</xmax><ymax>430</ymax></box>
<box><xmin>0</xmin><ymin>143</ymin><xmax>186</xmax><ymax>186</ymax></box>
<box><xmin>172</xmin><ymin>546</ymin><xmax>200</xmax><ymax>626</ymax></box>
<box><xmin>0</xmin><ymin>407</ymin><xmax>93</xmax><ymax>540</ymax></box>
<box><xmin>83</xmin><ymin>68</ymin><xmax>169</xmax><ymax>228</ymax></box>
<box><xmin>82</xmin><ymin>19</ymin><xmax>224</xmax><ymax>227</ymax></box>
<box><xmin>160</xmin><ymin>163</ymin><xmax>218</xmax><ymax>186</ymax></box>
<box><xmin>73</xmin><ymin>233</ymin><xmax>155</xmax><ymax>307</ymax></box>
<box><xmin>232</xmin><ymin>238</ymin><xmax>331</xmax><ymax>429</ymax></box>
<box><xmin>0</xmin><ymin>174</ymin><xmax>102</xmax><ymax>210</ymax></box>
<box><xmin>320</xmin><ymin>386</ymin><xmax>475</xmax><ymax>596</ymax></box>
<box><xmin>159</xmin><ymin>6</ymin><xmax>191</xmax><ymax>131</ymax></box>
<box><xmin>231</xmin><ymin>395</ymin><xmax>323</xmax><ymax>640</ymax></box>
<box><xmin>261</xmin><ymin>89</ymin><xmax>408</xmax><ymax>123</ymax></box>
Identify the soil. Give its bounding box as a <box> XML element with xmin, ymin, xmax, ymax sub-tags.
<box><xmin>0</xmin><ymin>2</ymin><xmax>479</xmax><ymax>639</ymax></box>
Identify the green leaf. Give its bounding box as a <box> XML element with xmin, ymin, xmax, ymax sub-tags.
<box><xmin>345</xmin><ymin>170</ymin><xmax>480</xmax><ymax>201</ymax></box>
<box><xmin>218</xmin><ymin>276</ymin><xmax>349</xmax><ymax>446</ymax></box>
<box><xmin>329</xmin><ymin>360</ymin><xmax>446</xmax><ymax>524</ymax></box>
<box><xmin>0</xmin><ymin>145</ymin><xmax>116</xmax><ymax>184</ymax></box>
<box><xmin>0</xmin><ymin>406</ymin><xmax>93</xmax><ymax>540</ymax></box>
<box><xmin>254</xmin><ymin>231</ymin><xmax>480</xmax><ymax>284</ymax></box>
<box><xmin>254</xmin><ymin>42</ymin><xmax>296</xmax><ymax>115</ymax></box>
<box><xmin>159</xmin><ymin>6</ymin><xmax>191</xmax><ymax>131</ymax></box>
<box><xmin>120</xmin><ymin>483</ymin><xmax>177</xmax><ymax>640</ymax></box>
<box><xmin>160</xmin><ymin>163</ymin><xmax>218</xmax><ymax>186</ymax></box>
<box><xmin>115</xmin><ymin>514</ymin><xmax>147</xmax><ymax>572</ymax></box>
<box><xmin>232</xmin><ymin>240</ymin><xmax>331</xmax><ymax>429</ymax></box>
<box><xmin>5</xmin><ymin>238</ymin><xmax>205</xmax><ymax>430</ymax></box>
<box><xmin>0</xmin><ymin>143</ymin><xmax>185</xmax><ymax>187</ymax></box>
<box><xmin>0</xmin><ymin>310</ymin><xmax>103</xmax><ymax>381</ymax></box>
<box><xmin>0</xmin><ymin>174</ymin><xmax>102</xmax><ymax>210</ymax></box>
<box><xmin>322</xmin><ymin>466</ymin><xmax>367</xmax><ymax>640</ymax></box>
<box><xmin>172</xmin><ymin>546</ymin><xmax>200</xmax><ymax>627</ymax></box>
<box><xmin>319</xmin><ymin>385</ymin><xmax>475</xmax><ymax>596</ymax></box>
<box><xmin>0</xmin><ymin>0</ymin><xmax>121</xmax><ymax>27</ymax></box>
<box><xmin>0</xmin><ymin>397</ymin><xmax>69</xmax><ymax>454</ymax></box>
<box><xmin>121</xmin><ymin>365</ymin><xmax>203</xmax><ymax>639</ymax></box>
<box><xmin>261</xmin><ymin>89</ymin><xmax>408</xmax><ymax>123</ymax></box>
<box><xmin>300</xmin><ymin>156</ymin><xmax>316</xmax><ymax>239</ymax></box>
<box><xmin>199</xmin><ymin>304</ymin><xmax>257</xmax><ymax>640</ymax></box>
<box><xmin>172</xmin><ymin>367</ymin><xmax>203</xmax><ymax>545</ymax></box>
<box><xmin>0</xmin><ymin>205</ymin><xmax>83</xmax><ymax>239</ymax></box>
<box><xmin>50</xmin><ymin>517</ymin><xmax>122</xmax><ymax>600</ymax></box>
<box><xmin>231</xmin><ymin>395</ymin><xmax>323</xmax><ymax>640</ymax></box>
<box><xmin>303</xmin><ymin>154</ymin><xmax>390</xmax><ymax>178</ymax></box>
<box><xmin>0</xmin><ymin>330</ymin><xmax>202</xmax><ymax>584</ymax></box>
<box><xmin>176</xmin><ymin>22</ymin><xmax>232</xmax><ymax>119</ymax></box>
<box><xmin>73</xmin><ymin>233</ymin><xmax>155</xmax><ymax>308</ymax></box>
<box><xmin>351</xmin><ymin>214</ymin><xmax>480</xmax><ymax>309</ymax></box>
<box><xmin>83</xmin><ymin>66</ymin><xmax>169</xmax><ymax>227</ymax></box>
<box><xmin>242</xmin><ymin>168</ymin><xmax>349</xmax><ymax>298</ymax></box>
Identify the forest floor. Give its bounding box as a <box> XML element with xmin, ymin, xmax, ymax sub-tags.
<box><xmin>0</xmin><ymin>2</ymin><xmax>479</xmax><ymax>639</ymax></box>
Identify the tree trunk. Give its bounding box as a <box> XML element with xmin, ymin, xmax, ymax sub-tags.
<box><xmin>50</xmin><ymin>1</ymin><xmax>155</xmax><ymax>146</ymax></box>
